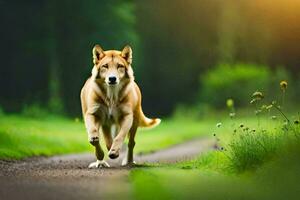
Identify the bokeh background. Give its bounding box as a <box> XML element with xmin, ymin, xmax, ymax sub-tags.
<box><xmin>0</xmin><ymin>0</ymin><xmax>299</xmax><ymax>118</ymax></box>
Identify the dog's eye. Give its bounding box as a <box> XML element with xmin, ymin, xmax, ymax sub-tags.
<box><xmin>102</xmin><ymin>64</ymin><xmax>108</xmax><ymax>68</ymax></box>
<box><xmin>117</xmin><ymin>64</ymin><xmax>124</xmax><ymax>69</ymax></box>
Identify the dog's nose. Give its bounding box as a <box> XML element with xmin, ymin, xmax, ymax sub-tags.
<box><xmin>108</xmin><ymin>76</ymin><xmax>117</xmax><ymax>84</ymax></box>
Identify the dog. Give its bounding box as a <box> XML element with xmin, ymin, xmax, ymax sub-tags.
<box><xmin>80</xmin><ymin>45</ymin><xmax>161</xmax><ymax>168</ymax></box>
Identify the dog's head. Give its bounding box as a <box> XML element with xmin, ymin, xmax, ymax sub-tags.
<box><xmin>91</xmin><ymin>45</ymin><xmax>134</xmax><ymax>86</ymax></box>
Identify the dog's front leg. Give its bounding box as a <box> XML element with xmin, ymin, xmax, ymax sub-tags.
<box><xmin>108</xmin><ymin>113</ymin><xmax>133</xmax><ymax>159</ymax></box>
<box><xmin>85</xmin><ymin>113</ymin><xmax>109</xmax><ymax>168</ymax></box>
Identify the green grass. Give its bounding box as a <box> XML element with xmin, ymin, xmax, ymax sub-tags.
<box><xmin>1</xmin><ymin>111</ymin><xmax>292</xmax><ymax>163</ymax></box>
<box><xmin>0</xmin><ymin>114</ymin><xmax>214</xmax><ymax>159</ymax></box>
<box><xmin>129</xmin><ymin>108</ymin><xmax>300</xmax><ymax>200</ymax></box>
<box><xmin>130</xmin><ymin>153</ymin><xmax>300</xmax><ymax>200</ymax></box>
<box><xmin>135</xmin><ymin>118</ymin><xmax>215</xmax><ymax>153</ymax></box>
<box><xmin>0</xmin><ymin>115</ymin><xmax>88</xmax><ymax>159</ymax></box>
<box><xmin>130</xmin><ymin>168</ymin><xmax>260</xmax><ymax>200</ymax></box>
<box><xmin>130</xmin><ymin>123</ymin><xmax>300</xmax><ymax>200</ymax></box>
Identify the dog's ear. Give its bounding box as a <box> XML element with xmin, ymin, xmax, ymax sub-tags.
<box><xmin>92</xmin><ymin>45</ymin><xmax>105</xmax><ymax>65</ymax></box>
<box><xmin>121</xmin><ymin>45</ymin><xmax>132</xmax><ymax>65</ymax></box>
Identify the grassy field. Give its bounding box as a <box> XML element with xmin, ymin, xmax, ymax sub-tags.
<box><xmin>130</xmin><ymin>137</ymin><xmax>300</xmax><ymax>200</ymax></box>
<box><xmin>130</xmin><ymin>151</ymin><xmax>300</xmax><ymax>200</ymax></box>
<box><xmin>1</xmin><ymin>111</ymin><xmax>296</xmax><ymax>161</ymax></box>
<box><xmin>0</xmin><ymin>115</ymin><xmax>87</xmax><ymax>159</ymax></box>
<box><xmin>0</xmin><ymin>114</ymin><xmax>215</xmax><ymax>159</ymax></box>
<box><xmin>129</xmin><ymin>108</ymin><xmax>300</xmax><ymax>200</ymax></box>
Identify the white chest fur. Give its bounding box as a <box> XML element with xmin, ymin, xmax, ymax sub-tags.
<box><xmin>104</xmin><ymin>86</ymin><xmax>121</xmax><ymax>122</ymax></box>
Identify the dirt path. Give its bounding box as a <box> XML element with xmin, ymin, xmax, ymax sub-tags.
<box><xmin>0</xmin><ymin>137</ymin><xmax>214</xmax><ymax>200</ymax></box>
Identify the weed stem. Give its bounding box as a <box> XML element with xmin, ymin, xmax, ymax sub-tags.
<box><xmin>274</xmin><ymin>105</ymin><xmax>290</xmax><ymax>123</ymax></box>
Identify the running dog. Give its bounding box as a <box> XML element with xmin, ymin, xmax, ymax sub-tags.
<box><xmin>80</xmin><ymin>45</ymin><xmax>161</xmax><ymax>168</ymax></box>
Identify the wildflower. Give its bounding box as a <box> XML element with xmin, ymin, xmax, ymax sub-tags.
<box><xmin>250</xmin><ymin>99</ymin><xmax>256</xmax><ymax>104</ymax></box>
<box><xmin>255</xmin><ymin>109</ymin><xmax>262</xmax><ymax>115</ymax></box>
<box><xmin>229</xmin><ymin>112</ymin><xmax>236</xmax><ymax>118</ymax></box>
<box><xmin>243</xmin><ymin>127</ymin><xmax>249</xmax><ymax>132</ymax></box>
<box><xmin>280</xmin><ymin>80</ymin><xmax>288</xmax><ymax>91</ymax></box>
<box><xmin>252</xmin><ymin>91</ymin><xmax>264</xmax><ymax>100</ymax></box>
<box><xmin>239</xmin><ymin>123</ymin><xmax>244</xmax><ymax>128</ymax></box>
<box><xmin>261</xmin><ymin>105</ymin><xmax>267</xmax><ymax>110</ymax></box>
<box><xmin>294</xmin><ymin>120</ymin><xmax>299</xmax><ymax>125</ymax></box>
<box><xmin>266</xmin><ymin>105</ymin><xmax>273</xmax><ymax>110</ymax></box>
<box><xmin>226</xmin><ymin>99</ymin><xmax>234</xmax><ymax>108</ymax></box>
<box><xmin>271</xmin><ymin>116</ymin><xmax>277</xmax><ymax>120</ymax></box>
<box><xmin>213</xmin><ymin>133</ymin><xmax>216</xmax><ymax>137</ymax></box>
<box><xmin>216</xmin><ymin>122</ymin><xmax>222</xmax><ymax>128</ymax></box>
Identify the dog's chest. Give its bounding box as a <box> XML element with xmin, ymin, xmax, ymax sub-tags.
<box><xmin>100</xmin><ymin>104</ymin><xmax>120</xmax><ymax>123</ymax></box>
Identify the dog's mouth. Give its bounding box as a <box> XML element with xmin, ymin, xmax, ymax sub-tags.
<box><xmin>105</xmin><ymin>81</ymin><xmax>120</xmax><ymax>86</ymax></box>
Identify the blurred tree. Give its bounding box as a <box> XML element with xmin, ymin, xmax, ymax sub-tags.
<box><xmin>218</xmin><ymin>0</ymin><xmax>240</xmax><ymax>63</ymax></box>
<box><xmin>45</xmin><ymin>0</ymin><xmax>63</xmax><ymax>114</ymax></box>
<box><xmin>136</xmin><ymin>0</ymin><xmax>300</xmax><ymax>115</ymax></box>
<box><xmin>0</xmin><ymin>0</ymin><xmax>49</xmax><ymax>112</ymax></box>
<box><xmin>136</xmin><ymin>0</ymin><xmax>220</xmax><ymax>116</ymax></box>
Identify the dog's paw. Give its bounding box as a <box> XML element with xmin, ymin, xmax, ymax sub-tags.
<box><xmin>108</xmin><ymin>149</ymin><xmax>119</xmax><ymax>159</ymax></box>
<box><xmin>88</xmin><ymin>160</ymin><xmax>110</xmax><ymax>169</ymax></box>
<box><xmin>89</xmin><ymin>136</ymin><xmax>99</xmax><ymax>146</ymax></box>
<box><xmin>121</xmin><ymin>158</ymin><xmax>136</xmax><ymax>167</ymax></box>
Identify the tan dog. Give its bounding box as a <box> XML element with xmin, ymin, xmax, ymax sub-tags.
<box><xmin>80</xmin><ymin>45</ymin><xmax>161</xmax><ymax>168</ymax></box>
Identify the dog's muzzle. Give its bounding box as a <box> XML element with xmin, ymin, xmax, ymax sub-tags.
<box><xmin>108</xmin><ymin>76</ymin><xmax>117</xmax><ymax>85</ymax></box>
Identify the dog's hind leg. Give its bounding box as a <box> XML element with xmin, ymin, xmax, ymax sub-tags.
<box><xmin>122</xmin><ymin>124</ymin><xmax>137</xmax><ymax>166</ymax></box>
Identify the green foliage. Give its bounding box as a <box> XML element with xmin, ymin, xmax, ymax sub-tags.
<box><xmin>200</xmin><ymin>63</ymin><xmax>271</xmax><ymax>108</ymax></box>
<box><xmin>172</xmin><ymin>103</ymin><xmax>215</xmax><ymax>120</ymax></box>
<box><xmin>199</xmin><ymin>79</ymin><xmax>300</xmax><ymax>173</ymax></box>
<box><xmin>21</xmin><ymin>104</ymin><xmax>50</xmax><ymax>118</ymax></box>
<box><xmin>200</xmin><ymin>64</ymin><xmax>290</xmax><ymax>108</ymax></box>
<box><xmin>224</xmin><ymin>80</ymin><xmax>300</xmax><ymax>172</ymax></box>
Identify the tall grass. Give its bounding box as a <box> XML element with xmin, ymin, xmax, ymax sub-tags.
<box><xmin>218</xmin><ymin>80</ymin><xmax>300</xmax><ymax>172</ymax></box>
<box><xmin>227</xmin><ymin>128</ymin><xmax>286</xmax><ymax>172</ymax></box>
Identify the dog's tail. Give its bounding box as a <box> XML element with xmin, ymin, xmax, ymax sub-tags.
<box><xmin>139</xmin><ymin>109</ymin><xmax>161</xmax><ymax>129</ymax></box>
